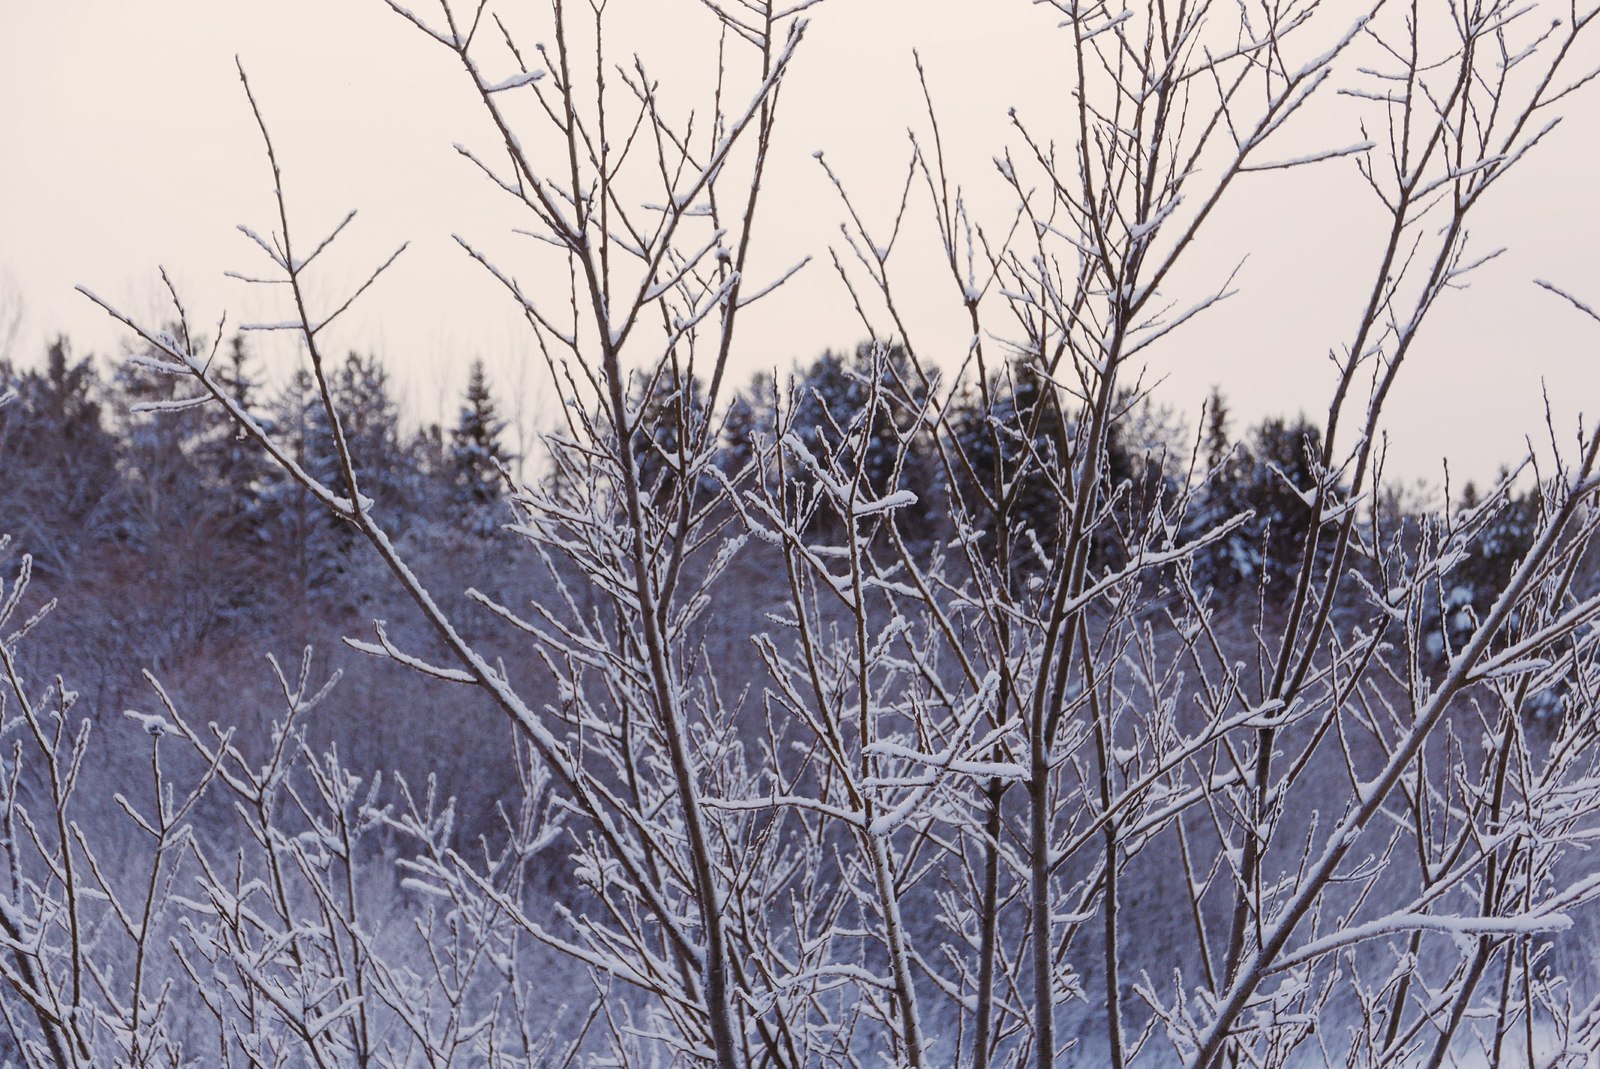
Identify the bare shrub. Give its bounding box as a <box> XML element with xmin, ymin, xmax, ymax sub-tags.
<box><xmin>13</xmin><ymin>1</ymin><xmax>1598</xmax><ymax>1066</ymax></box>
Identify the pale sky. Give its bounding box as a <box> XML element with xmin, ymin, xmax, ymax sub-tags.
<box><xmin>2</xmin><ymin>0</ymin><xmax>1597</xmax><ymax>485</ymax></box>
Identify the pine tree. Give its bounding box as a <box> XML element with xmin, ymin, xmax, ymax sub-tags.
<box><xmin>406</xmin><ymin>421</ymin><xmax>449</xmax><ymax>519</ymax></box>
<box><xmin>257</xmin><ymin>352</ymin><xmax>416</xmax><ymax>595</ymax></box>
<box><xmin>1183</xmin><ymin>387</ymin><xmax>1243</xmax><ymax>587</ymax></box>
<box><xmin>1444</xmin><ymin>469</ymin><xmax>1541</xmax><ymax>647</ymax></box>
<box><xmin>257</xmin><ymin>367</ymin><xmax>337</xmax><ymax>596</ymax></box>
<box><xmin>942</xmin><ymin>357</ymin><xmax>1190</xmax><ymax>579</ymax></box>
<box><xmin>106</xmin><ymin>327</ymin><xmax>282</xmax><ymax>645</ymax></box>
<box><xmin>114</xmin><ymin>327</ymin><xmax>240</xmax><ymax>550</ymax></box>
<box><xmin>330</xmin><ymin>351</ymin><xmax>408</xmax><ymax>510</ymax></box>
<box><xmin>1094</xmin><ymin>392</ymin><xmax>1183</xmax><ymax>570</ymax></box>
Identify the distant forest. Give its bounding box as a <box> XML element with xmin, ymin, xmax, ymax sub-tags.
<box><xmin>0</xmin><ymin>326</ymin><xmax>1561</xmax><ymax>843</ymax></box>
<box><xmin>2</xmin><ymin>332</ymin><xmax>1544</xmax><ymax>709</ymax></box>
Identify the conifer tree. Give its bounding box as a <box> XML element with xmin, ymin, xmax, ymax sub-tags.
<box><xmin>258</xmin><ymin>352</ymin><xmax>415</xmax><ymax>593</ymax></box>
<box><xmin>258</xmin><ymin>367</ymin><xmax>338</xmax><ymax>595</ymax></box>
<box><xmin>720</xmin><ymin>368</ymin><xmax>777</xmax><ymax>481</ymax></box>
<box><xmin>1187</xmin><ymin>411</ymin><xmax>1335</xmax><ymax>596</ymax></box>
<box><xmin>785</xmin><ymin>342</ymin><xmax>938</xmax><ymax>537</ymax></box>
<box><xmin>330</xmin><ymin>351</ymin><xmax>408</xmax><ymax>511</ymax></box>
<box><xmin>1203</xmin><ymin>386</ymin><xmax>1230</xmax><ymax>473</ymax></box>
<box><xmin>189</xmin><ymin>334</ymin><xmax>272</xmax><ymax>539</ymax></box>
<box><xmin>0</xmin><ymin>337</ymin><xmax>124</xmax><ymax>573</ymax></box>
<box><xmin>449</xmin><ymin>359</ymin><xmax>513</xmax><ymax>533</ymax></box>
<box><xmin>947</xmin><ymin>356</ymin><xmax>1068</xmax><ymax>565</ymax></box>
<box><xmin>1443</xmin><ymin>469</ymin><xmax>1542</xmax><ymax>646</ymax></box>
<box><xmin>632</xmin><ymin>369</ymin><xmax>711</xmax><ymax>503</ymax></box>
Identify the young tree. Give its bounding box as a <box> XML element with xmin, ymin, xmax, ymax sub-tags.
<box><xmin>61</xmin><ymin>1</ymin><xmax>1600</xmax><ymax>1068</ymax></box>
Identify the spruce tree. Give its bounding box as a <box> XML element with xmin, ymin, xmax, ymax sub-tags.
<box><xmin>449</xmin><ymin>359</ymin><xmax>513</xmax><ymax>533</ymax></box>
<box><xmin>720</xmin><ymin>368</ymin><xmax>776</xmax><ymax>481</ymax></box>
<box><xmin>785</xmin><ymin>342</ymin><xmax>938</xmax><ymax>538</ymax></box>
<box><xmin>190</xmin><ymin>334</ymin><xmax>272</xmax><ymax>539</ymax></box>
<box><xmin>633</xmin><ymin>369</ymin><xmax>710</xmax><ymax>503</ymax></box>
<box><xmin>947</xmin><ymin>356</ymin><xmax>1071</xmax><ymax>567</ymax></box>
<box><xmin>0</xmin><ymin>337</ymin><xmax>124</xmax><ymax>574</ymax></box>
<box><xmin>258</xmin><ymin>352</ymin><xmax>415</xmax><ymax>594</ymax></box>
<box><xmin>1186</xmin><ymin>411</ymin><xmax>1335</xmax><ymax>597</ymax></box>
<box><xmin>330</xmin><ymin>351</ymin><xmax>408</xmax><ymax>511</ymax></box>
<box><xmin>258</xmin><ymin>367</ymin><xmax>340</xmax><ymax>595</ymax></box>
<box><xmin>1203</xmin><ymin>386</ymin><xmax>1230</xmax><ymax>473</ymax></box>
<box><xmin>1446</xmin><ymin>469</ymin><xmax>1541</xmax><ymax>646</ymax></box>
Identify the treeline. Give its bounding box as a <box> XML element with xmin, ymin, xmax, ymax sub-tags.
<box><xmin>1</xmin><ymin>334</ymin><xmax>1545</xmax><ymax>683</ymax></box>
<box><xmin>673</xmin><ymin>343</ymin><xmax>1543</xmax><ymax>649</ymax></box>
<box><xmin>2</xmin><ymin>334</ymin><xmax>514</xmax><ymax>582</ymax></box>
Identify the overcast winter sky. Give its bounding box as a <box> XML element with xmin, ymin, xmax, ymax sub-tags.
<box><xmin>2</xmin><ymin>0</ymin><xmax>1597</xmax><ymax>484</ymax></box>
